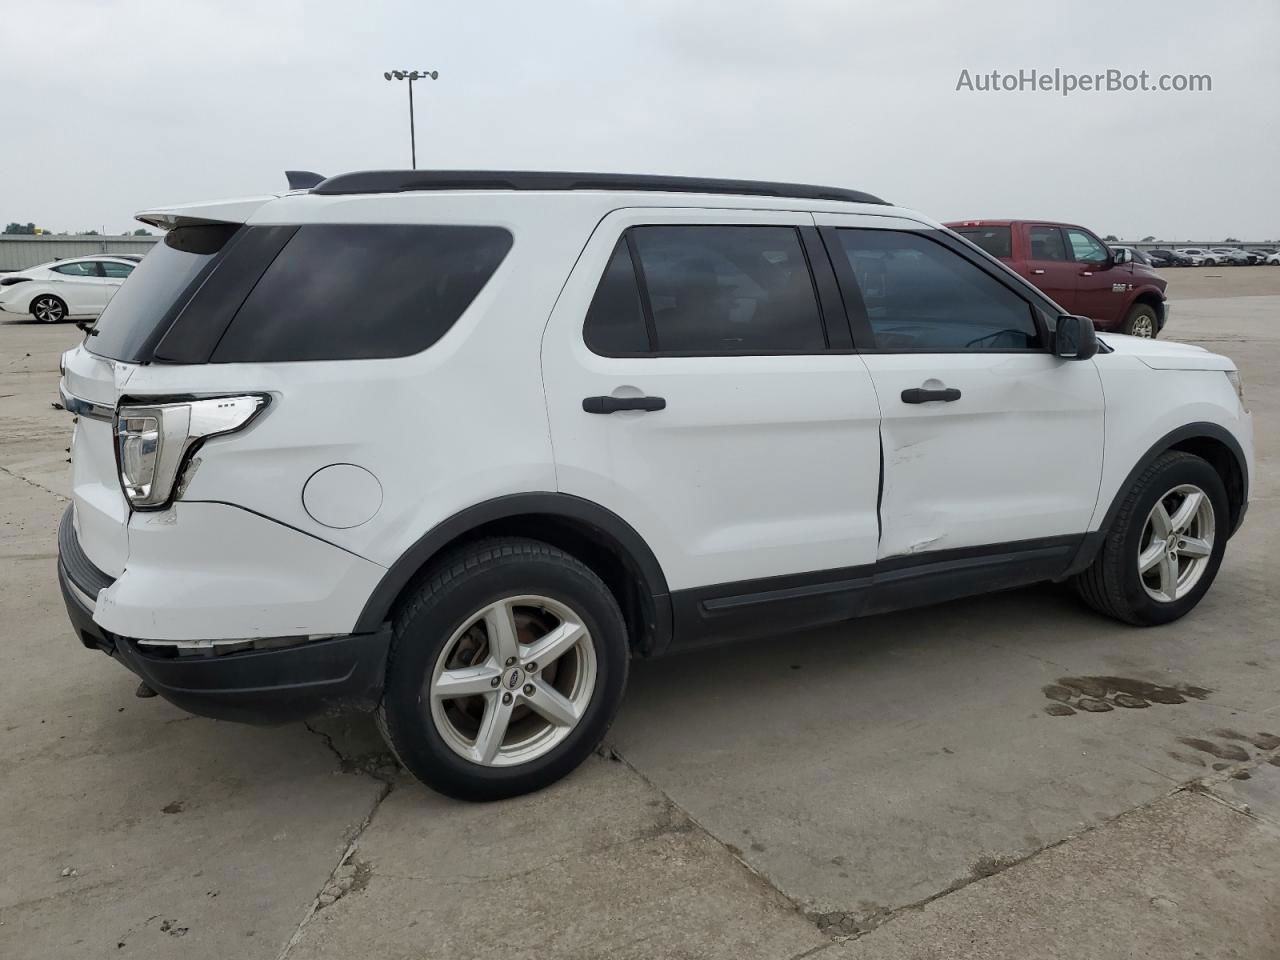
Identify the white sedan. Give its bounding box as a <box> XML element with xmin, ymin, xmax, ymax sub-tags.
<box><xmin>0</xmin><ymin>256</ymin><xmax>137</xmax><ymax>323</ymax></box>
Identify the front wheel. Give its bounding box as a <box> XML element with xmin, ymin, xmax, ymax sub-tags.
<box><xmin>31</xmin><ymin>294</ymin><xmax>68</xmax><ymax>323</ymax></box>
<box><xmin>1123</xmin><ymin>304</ymin><xmax>1158</xmax><ymax>338</ymax></box>
<box><xmin>1073</xmin><ymin>452</ymin><xmax>1229</xmax><ymax>626</ymax></box>
<box><xmin>377</xmin><ymin>538</ymin><xmax>629</xmax><ymax>801</ymax></box>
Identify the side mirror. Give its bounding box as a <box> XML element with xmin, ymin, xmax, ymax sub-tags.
<box><xmin>1111</xmin><ymin>247</ymin><xmax>1130</xmax><ymax>266</ymax></box>
<box><xmin>1054</xmin><ymin>314</ymin><xmax>1098</xmax><ymax>360</ymax></box>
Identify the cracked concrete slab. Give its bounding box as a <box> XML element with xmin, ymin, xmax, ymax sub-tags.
<box><xmin>828</xmin><ymin>789</ymin><xmax>1280</xmax><ymax>960</ymax></box>
<box><xmin>283</xmin><ymin>755</ymin><xmax>828</xmax><ymax>960</ymax></box>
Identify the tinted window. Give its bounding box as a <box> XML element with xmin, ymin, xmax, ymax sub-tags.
<box><xmin>1066</xmin><ymin>229</ymin><xmax>1107</xmax><ymax>263</ymax></box>
<box><xmin>101</xmin><ymin>261</ymin><xmax>134</xmax><ymax>278</ymax></box>
<box><xmin>89</xmin><ymin>224</ymin><xmax>239</xmax><ymax>362</ymax></box>
<box><xmin>836</xmin><ymin>229</ymin><xmax>1040</xmax><ymax>352</ymax></box>
<box><xmin>53</xmin><ymin>261</ymin><xmax>99</xmax><ymax>277</ymax></box>
<box><xmin>211</xmin><ymin>224</ymin><xmax>512</xmax><ymax>363</ymax></box>
<box><xmin>627</xmin><ymin>225</ymin><xmax>825</xmax><ymax>354</ymax></box>
<box><xmin>583</xmin><ymin>238</ymin><xmax>650</xmax><ymax>354</ymax></box>
<box><xmin>1028</xmin><ymin>226</ymin><xmax>1068</xmax><ymax>261</ymax></box>
<box><xmin>953</xmin><ymin>226</ymin><xmax>1011</xmax><ymax>259</ymax></box>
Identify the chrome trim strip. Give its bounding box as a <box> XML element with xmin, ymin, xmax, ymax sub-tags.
<box><xmin>58</xmin><ymin>383</ymin><xmax>115</xmax><ymax>422</ymax></box>
<box><xmin>64</xmin><ymin>575</ymin><xmax>100</xmax><ymax>612</ymax></box>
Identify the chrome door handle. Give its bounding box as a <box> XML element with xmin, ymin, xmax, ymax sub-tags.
<box><xmin>1031</xmin><ymin>269</ymin><xmax>1045</xmax><ymax>275</ymax></box>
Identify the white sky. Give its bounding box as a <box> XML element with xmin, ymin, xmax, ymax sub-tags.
<box><xmin>3</xmin><ymin>0</ymin><xmax>1277</xmax><ymax>240</ymax></box>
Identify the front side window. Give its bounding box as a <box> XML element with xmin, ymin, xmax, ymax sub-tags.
<box><xmin>1028</xmin><ymin>226</ymin><xmax>1068</xmax><ymax>262</ymax></box>
<box><xmin>1065</xmin><ymin>229</ymin><xmax>1108</xmax><ymax>264</ymax></box>
<box><xmin>835</xmin><ymin>229</ymin><xmax>1040</xmax><ymax>352</ymax></box>
<box><xmin>53</xmin><ymin>261</ymin><xmax>98</xmax><ymax>277</ymax></box>
<box><xmin>210</xmin><ymin>224</ymin><xmax>513</xmax><ymax>363</ymax></box>
<box><xmin>100</xmin><ymin>261</ymin><xmax>134</xmax><ymax>278</ymax></box>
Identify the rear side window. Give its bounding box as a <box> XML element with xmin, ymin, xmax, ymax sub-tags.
<box><xmin>583</xmin><ymin>225</ymin><xmax>826</xmax><ymax>355</ymax></box>
<box><xmin>953</xmin><ymin>226</ymin><xmax>1011</xmax><ymax>259</ymax></box>
<box><xmin>835</xmin><ymin>229</ymin><xmax>1040</xmax><ymax>352</ymax></box>
<box><xmin>89</xmin><ymin>224</ymin><xmax>239</xmax><ymax>362</ymax></box>
<box><xmin>210</xmin><ymin>224</ymin><xmax>512</xmax><ymax>363</ymax></box>
<box><xmin>53</xmin><ymin>261</ymin><xmax>99</xmax><ymax>277</ymax></box>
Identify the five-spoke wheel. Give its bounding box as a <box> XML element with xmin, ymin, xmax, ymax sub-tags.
<box><xmin>378</xmin><ymin>538</ymin><xmax>628</xmax><ymax>801</ymax></box>
<box><xmin>1136</xmin><ymin>484</ymin><xmax>1214</xmax><ymax>602</ymax></box>
<box><xmin>429</xmin><ymin>595</ymin><xmax>597</xmax><ymax>767</ymax></box>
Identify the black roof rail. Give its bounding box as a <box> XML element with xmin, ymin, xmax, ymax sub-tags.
<box><xmin>310</xmin><ymin>170</ymin><xmax>887</xmax><ymax>205</ymax></box>
<box><xmin>285</xmin><ymin>170</ymin><xmax>327</xmax><ymax>190</ymax></box>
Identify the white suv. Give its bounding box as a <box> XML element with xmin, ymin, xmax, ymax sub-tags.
<box><xmin>57</xmin><ymin>171</ymin><xmax>1253</xmax><ymax>800</ymax></box>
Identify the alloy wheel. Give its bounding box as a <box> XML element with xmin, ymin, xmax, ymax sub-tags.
<box><xmin>1130</xmin><ymin>315</ymin><xmax>1155</xmax><ymax>338</ymax></box>
<box><xmin>33</xmin><ymin>296</ymin><xmax>65</xmax><ymax>323</ymax></box>
<box><xmin>1137</xmin><ymin>483</ymin><xmax>1215</xmax><ymax>603</ymax></box>
<box><xmin>427</xmin><ymin>595</ymin><xmax>597</xmax><ymax>767</ymax></box>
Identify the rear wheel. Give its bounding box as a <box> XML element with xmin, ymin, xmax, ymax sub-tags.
<box><xmin>31</xmin><ymin>295</ymin><xmax>67</xmax><ymax>323</ymax></box>
<box><xmin>377</xmin><ymin>538</ymin><xmax>629</xmax><ymax>801</ymax></box>
<box><xmin>1123</xmin><ymin>304</ymin><xmax>1158</xmax><ymax>338</ymax></box>
<box><xmin>1073</xmin><ymin>452</ymin><xmax>1228</xmax><ymax>625</ymax></box>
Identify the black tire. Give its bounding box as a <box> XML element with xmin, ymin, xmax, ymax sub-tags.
<box><xmin>31</xmin><ymin>294</ymin><xmax>68</xmax><ymax>323</ymax></box>
<box><xmin>377</xmin><ymin>538</ymin><xmax>629</xmax><ymax>801</ymax></box>
<box><xmin>1122</xmin><ymin>303</ymin><xmax>1159</xmax><ymax>338</ymax></box>
<box><xmin>1073</xmin><ymin>452</ymin><xmax>1229</xmax><ymax>626</ymax></box>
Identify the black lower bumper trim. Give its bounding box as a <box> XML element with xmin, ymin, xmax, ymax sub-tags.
<box><xmin>58</xmin><ymin>561</ymin><xmax>390</xmax><ymax>724</ymax></box>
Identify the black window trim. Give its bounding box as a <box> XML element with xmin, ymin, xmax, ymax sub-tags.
<box><xmin>820</xmin><ymin>226</ymin><xmax>1055</xmax><ymax>356</ymax></box>
<box><xmin>583</xmin><ymin>223</ymin><xmax>845</xmax><ymax>359</ymax></box>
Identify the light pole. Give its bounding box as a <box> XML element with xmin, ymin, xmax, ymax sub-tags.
<box><xmin>383</xmin><ymin>69</ymin><xmax>439</xmax><ymax>169</ymax></box>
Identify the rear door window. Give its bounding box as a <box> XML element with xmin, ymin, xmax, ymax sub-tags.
<box><xmin>210</xmin><ymin>224</ymin><xmax>512</xmax><ymax>363</ymax></box>
<box><xmin>1028</xmin><ymin>226</ymin><xmax>1069</xmax><ymax>261</ymax></box>
<box><xmin>953</xmin><ymin>226</ymin><xmax>1012</xmax><ymax>259</ymax></box>
<box><xmin>582</xmin><ymin>225</ymin><xmax>826</xmax><ymax>355</ymax></box>
<box><xmin>53</xmin><ymin>261</ymin><xmax>100</xmax><ymax>277</ymax></box>
<box><xmin>88</xmin><ymin>224</ymin><xmax>240</xmax><ymax>362</ymax></box>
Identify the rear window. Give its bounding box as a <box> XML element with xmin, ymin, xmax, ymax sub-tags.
<box><xmin>209</xmin><ymin>224</ymin><xmax>512</xmax><ymax>363</ymax></box>
<box><xmin>953</xmin><ymin>226</ymin><xmax>1012</xmax><ymax>259</ymax></box>
<box><xmin>88</xmin><ymin>224</ymin><xmax>239</xmax><ymax>362</ymax></box>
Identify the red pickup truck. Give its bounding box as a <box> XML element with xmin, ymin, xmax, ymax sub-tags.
<box><xmin>945</xmin><ymin>220</ymin><xmax>1168</xmax><ymax>338</ymax></box>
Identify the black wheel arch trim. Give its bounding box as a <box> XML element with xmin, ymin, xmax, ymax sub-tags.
<box><xmin>1064</xmin><ymin>421</ymin><xmax>1248</xmax><ymax>577</ymax></box>
<box><xmin>352</xmin><ymin>492</ymin><xmax>673</xmax><ymax>650</ymax></box>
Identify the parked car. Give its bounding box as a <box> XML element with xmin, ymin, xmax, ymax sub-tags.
<box><xmin>1209</xmin><ymin>248</ymin><xmax>1252</xmax><ymax>266</ymax></box>
<box><xmin>1175</xmin><ymin>248</ymin><xmax>1219</xmax><ymax>266</ymax></box>
<box><xmin>0</xmin><ymin>256</ymin><xmax>136</xmax><ymax>322</ymax></box>
<box><xmin>57</xmin><ymin>171</ymin><xmax>1253</xmax><ymax>800</ymax></box>
<box><xmin>947</xmin><ymin>220</ymin><xmax>1168</xmax><ymax>337</ymax></box>
<box><xmin>1111</xmin><ymin>245</ymin><xmax>1153</xmax><ymax>266</ymax></box>
<box><xmin>1146</xmin><ymin>249</ymin><xmax>1195</xmax><ymax>268</ymax></box>
<box><xmin>1267</xmin><ymin>251</ymin><xmax>1280</xmax><ymax>265</ymax></box>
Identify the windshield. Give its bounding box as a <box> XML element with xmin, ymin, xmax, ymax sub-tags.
<box><xmin>88</xmin><ymin>223</ymin><xmax>239</xmax><ymax>362</ymax></box>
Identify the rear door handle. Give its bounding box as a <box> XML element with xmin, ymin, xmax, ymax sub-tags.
<box><xmin>901</xmin><ymin>387</ymin><xmax>961</xmax><ymax>404</ymax></box>
<box><xmin>582</xmin><ymin>395</ymin><xmax>666</xmax><ymax>414</ymax></box>
<box><xmin>1031</xmin><ymin>268</ymin><xmax>1046</xmax><ymax>275</ymax></box>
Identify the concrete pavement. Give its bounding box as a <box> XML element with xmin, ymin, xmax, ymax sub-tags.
<box><xmin>1</xmin><ymin>270</ymin><xmax>1277</xmax><ymax>959</ymax></box>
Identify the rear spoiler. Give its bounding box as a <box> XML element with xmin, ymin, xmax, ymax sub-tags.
<box><xmin>135</xmin><ymin>195</ymin><xmax>277</xmax><ymax>230</ymax></box>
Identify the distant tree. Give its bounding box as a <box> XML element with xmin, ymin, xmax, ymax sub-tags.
<box><xmin>1224</xmin><ymin>236</ymin><xmax>1240</xmax><ymax>243</ymax></box>
<box><xmin>131</xmin><ymin>228</ymin><xmax>151</xmax><ymax>236</ymax></box>
<box><xmin>3</xmin><ymin>222</ymin><xmax>38</xmax><ymax>235</ymax></box>
<box><xmin>1103</xmin><ymin>234</ymin><xmax>1118</xmax><ymax>242</ymax></box>
<box><xmin>77</xmin><ymin>229</ymin><xmax>100</xmax><ymax>236</ymax></box>
<box><xmin>1141</xmin><ymin>235</ymin><xmax>1156</xmax><ymax>242</ymax></box>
